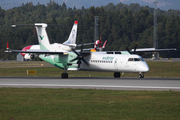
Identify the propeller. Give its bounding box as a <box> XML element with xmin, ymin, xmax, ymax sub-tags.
<box><xmin>126</xmin><ymin>44</ymin><xmax>137</xmax><ymax>54</ymax></box>
<box><xmin>70</xmin><ymin>44</ymin><xmax>89</xmax><ymax>68</ymax></box>
<box><xmin>133</xmin><ymin>44</ymin><xmax>137</xmax><ymax>54</ymax></box>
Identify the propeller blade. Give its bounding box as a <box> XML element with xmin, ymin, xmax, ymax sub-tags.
<box><xmin>70</xmin><ymin>57</ymin><xmax>79</xmax><ymax>62</ymax></box>
<box><xmin>77</xmin><ymin>60</ymin><xmax>81</xmax><ymax>68</ymax></box>
<box><xmin>71</xmin><ymin>48</ymin><xmax>80</xmax><ymax>56</ymax></box>
<box><xmin>126</xmin><ymin>46</ymin><xmax>132</xmax><ymax>54</ymax></box>
<box><xmin>80</xmin><ymin>44</ymin><xmax>83</xmax><ymax>55</ymax></box>
<box><xmin>78</xmin><ymin>63</ymin><xmax>81</xmax><ymax>68</ymax></box>
<box><xmin>82</xmin><ymin>58</ymin><xmax>89</xmax><ymax>66</ymax></box>
<box><xmin>133</xmin><ymin>44</ymin><xmax>137</xmax><ymax>54</ymax></box>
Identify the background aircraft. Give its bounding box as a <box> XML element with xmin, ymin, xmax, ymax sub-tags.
<box><xmin>20</xmin><ymin>20</ymin><xmax>78</xmax><ymax>60</ymax></box>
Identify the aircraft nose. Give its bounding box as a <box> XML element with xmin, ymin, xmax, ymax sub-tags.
<box><xmin>139</xmin><ymin>62</ymin><xmax>149</xmax><ymax>72</ymax></box>
<box><xmin>142</xmin><ymin>63</ymin><xmax>149</xmax><ymax>72</ymax></box>
<box><xmin>143</xmin><ymin>65</ymin><xmax>149</xmax><ymax>72</ymax></box>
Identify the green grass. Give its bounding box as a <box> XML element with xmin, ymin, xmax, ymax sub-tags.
<box><xmin>0</xmin><ymin>88</ymin><xmax>179</xmax><ymax>120</ymax></box>
<box><xmin>0</xmin><ymin>62</ymin><xmax>180</xmax><ymax>119</ymax></box>
<box><xmin>0</xmin><ymin>61</ymin><xmax>180</xmax><ymax>78</ymax></box>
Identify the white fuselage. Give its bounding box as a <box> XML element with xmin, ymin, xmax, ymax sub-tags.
<box><xmin>79</xmin><ymin>52</ymin><xmax>149</xmax><ymax>73</ymax></box>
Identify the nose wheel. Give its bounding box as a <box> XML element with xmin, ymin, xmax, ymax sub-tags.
<box><xmin>139</xmin><ymin>73</ymin><xmax>144</xmax><ymax>78</ymax></box>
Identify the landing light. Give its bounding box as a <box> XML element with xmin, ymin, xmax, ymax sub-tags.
<box><xmin>63</xmin><ymin>52</ymin><xmax>68</xmax><ymax>55</ymax></box>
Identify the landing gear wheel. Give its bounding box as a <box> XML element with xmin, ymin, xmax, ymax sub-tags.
<box><xmin>139</xmin><ymin>74</ymin><xmax>144</xmax><ymax>78</ymax></box>
<box><xmin>61</xmin><ymin>73</ymin><xmax>68</xmax><ymax>79</ymax></box>
<box><xmin>114</xmin><ymin>72</ymin><xmax>121</xmax><ymax>78</ymax></box>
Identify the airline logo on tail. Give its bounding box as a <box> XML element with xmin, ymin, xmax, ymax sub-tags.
<box><xmin>39</xmin><ymin>35</ymin><xmax>44</xmax><ymax>40</ymax></box>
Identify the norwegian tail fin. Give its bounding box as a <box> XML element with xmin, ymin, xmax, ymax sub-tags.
<box><xmin>63</xmin><ymin>20</ymin><xmax>78</xmax><ymax>45</ymax></box>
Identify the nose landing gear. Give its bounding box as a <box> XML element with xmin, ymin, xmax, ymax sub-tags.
<box><xmin>139</xmin><ymin>73</ymin><xmax>144</xmax><ymax>78</ymax></box>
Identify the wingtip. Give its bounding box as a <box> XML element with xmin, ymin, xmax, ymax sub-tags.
<box><xmin>11</xmin><ymin>25</ymin><xmax>16</xmax><ymax>27</ymax></box>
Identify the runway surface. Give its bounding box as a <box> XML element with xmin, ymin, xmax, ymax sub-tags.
<box><xmin>0</xmin><ymin>77</ymin><xmax>180</xmax><ymax>91</ymax></box>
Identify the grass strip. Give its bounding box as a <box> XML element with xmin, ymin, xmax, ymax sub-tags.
<box><xmin>0</xmin><ymin>88</ymin><xmax>179</xmax><ymax>120</ymax></box>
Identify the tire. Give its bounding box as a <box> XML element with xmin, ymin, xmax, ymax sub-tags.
<box><xmin>114</xmin><ymin>72</ymin><xmax>121</xmax><ymax>78</ymax></box>
<box><xmin>61</xmin><ymin>73</ymin><xmax>68</xmax><ymax>79</ymax></box>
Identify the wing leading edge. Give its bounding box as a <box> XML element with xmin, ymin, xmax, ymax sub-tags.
<box><xmin>131</xmin><ymin>48</ymin><xmax>177</xmax><ymax>53</ymax></box>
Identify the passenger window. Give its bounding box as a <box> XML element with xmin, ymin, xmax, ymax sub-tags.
<box><xmin>115</xmin><ymin>52</ymin><xmax>121</xmax><ymax>54</ymax></box>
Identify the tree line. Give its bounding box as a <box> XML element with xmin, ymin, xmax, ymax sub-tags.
<box><xmin>0</xmin><ymin>1</ymin><xmax>180</xmax><ymax>60</ymax></box>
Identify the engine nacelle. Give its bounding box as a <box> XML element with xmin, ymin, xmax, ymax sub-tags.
<box><xmin>24</xmin><ymin>54</ymin><xmax>31</xmax><ymax>60</ymax></box>
<box><xmin>24</xmin><ymin>54</ymin><xmax>35</xmax><ymax>60</ymax></box>
<box><xmin>30</xmin><ymin>54</ymin><xmax>35</xmax><ymax>59</ymax></box>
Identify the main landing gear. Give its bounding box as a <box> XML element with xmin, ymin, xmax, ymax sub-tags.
<box><xmin>114</xmin><ymin>72</ymin><xmax>121</xmax><ymax>78</ymax></box>
<box><xmin>61</xmin><ymin>66</ymin><xmax>68</xmax><ymax>79</ymax></box>
<box><xmin>61</xmin><ymin>73</ymin><xmax>68</xmax><ymax>78</ymax></box>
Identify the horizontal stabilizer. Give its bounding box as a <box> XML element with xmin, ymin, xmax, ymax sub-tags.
<box><xmin>4</xmin><ymin>49</ymin><xmax>65</xmax><ymax>55</ymax></box>
<box><xmin>11</xmin><ymin>25</ymin><xmax>42</xmax><ymax>27</ymax></box>
<box><xmin>11</xmin><ymin>24</ymin><xmax>67</xmax><ymax>28</ymax></box>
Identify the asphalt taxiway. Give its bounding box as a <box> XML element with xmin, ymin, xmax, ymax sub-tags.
<box><xmin>0</xmin><ymin>77</ymin><xmax>180</xmax><ymax>91</ymax></box>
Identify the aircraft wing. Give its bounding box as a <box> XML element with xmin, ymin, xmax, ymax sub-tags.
<box><xmin>4</xmin><ymin>49</ymin><xmax>91</xmax><ymax>56</ymax></box>
<box><xmin>131</xmin><ymin>48</ymin><xmax>177</xmax><ymax>53</ymax></box>
<box><xmin>4</xmin><ymin>49</ymin><xmax>65</xmax><ymax>55</ymax></box>
<box><xmin>76</xmin><ymin>43</ymin><xmax>94</xmax><ymax>47</ymax></box>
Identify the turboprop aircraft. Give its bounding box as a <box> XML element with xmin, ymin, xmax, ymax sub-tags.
<box><xmin>5</xmin><ymin>21</ymin><xmax>176</xmax><ymax>78</ymax></box>
<box><xmin>20</xmin><ymin>21</ymin><xmax>78</xmax><ymax>60</ymax></box>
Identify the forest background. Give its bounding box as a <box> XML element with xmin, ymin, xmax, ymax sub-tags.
<box><xmin>0</xmin><ymin>1</ymin><xmax>180</xmax><ymax>60</ymax></box>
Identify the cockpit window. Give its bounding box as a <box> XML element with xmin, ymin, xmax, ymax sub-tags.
<box><xmin>128</xmin><ymin>58</ymin><xmax>134</xmax><ymax>61</ymax></box>
<box><xmin>141</xmin><ymin>58</ymin><xmax>145</xmax><ymax>61</ymax></box>
<box><xmin>128</xmin><ymin>58</ymin><xmax>144</xmax><ymax>62</ymax></box>
<box><xmin>134</xmin><ymin>58</ymin><xmax>141</xmax><ymax>61</ymax></box>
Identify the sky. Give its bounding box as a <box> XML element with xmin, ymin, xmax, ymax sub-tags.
<box><xmin>119</xmin><ymin>0</ymin><xmax>180</xmax><ymax>10</ymax></box>
<box><xmin>0</xmin><ymin>0</ymin><xmax>180</xmax><ymax>10</ymax></box>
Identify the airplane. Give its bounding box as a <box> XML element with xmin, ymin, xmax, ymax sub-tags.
<box><xmin>20</xmin><ymin>20</ymin><xmax>78</xmax><ymax>60</ymax></box>
<box><xmin>5</xmin><ymin>21</ymin><xmax>176</xmax><ymax>79</ymax></box>
<box><xmin>21</xmin><ymin>37</ymin><xmax>106</xmax><ymax>60</ymax></box>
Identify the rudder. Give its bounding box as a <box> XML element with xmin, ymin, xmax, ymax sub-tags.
<box><xmin>35</xmin><ymin>23</ymin><xmax>54</xmax><ymax>50</ymax></box>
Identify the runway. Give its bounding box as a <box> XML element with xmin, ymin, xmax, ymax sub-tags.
<box><xmin>0</xmin><ymin>77</ymin><xmax>180</xmax><ymax>91</ymax></box>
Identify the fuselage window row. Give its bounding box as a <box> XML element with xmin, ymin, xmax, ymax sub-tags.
<box><xmin>90</xmin><ymin>60</ymin><xmax>113</xmax><ymax>63</ymax></box>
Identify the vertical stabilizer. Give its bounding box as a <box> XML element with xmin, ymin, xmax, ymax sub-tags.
<box><xmin>35</xmin><ymin>23</ymin><xmax>54</xmax><ymax>50</ymax></box>
<box><xmin>63</xmin><ymin>21</ymin><xmax>78</xmax><ymax>45</ymax></box>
